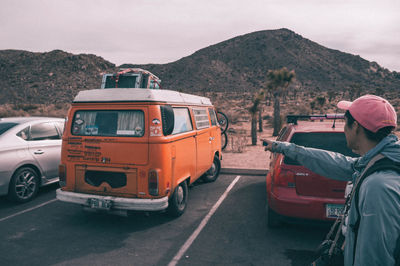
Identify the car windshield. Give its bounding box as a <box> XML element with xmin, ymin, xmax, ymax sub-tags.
<box><xmin>0</xmin><ymin>122</ymin><xmax>18</xmax><ymax>136</ymax></box>
<box><xmin>284</xmin><ymin>132</ymin><xmax>358</xmax><ymax>165</ymax></box>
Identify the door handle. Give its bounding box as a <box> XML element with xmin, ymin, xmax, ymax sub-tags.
<box><xmin>34</xmin><ymin>150</ymin><xmax>44</xmax><ymax>155</ymax></box>
<box><xmin>209</xmin><ymin>137</ymin><xmax>215</xmax><ymax>141</ymax></box>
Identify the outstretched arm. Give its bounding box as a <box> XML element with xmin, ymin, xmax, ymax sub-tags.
<box><xmin>262</xmin><ymin>139</ymin><xmax>356</xmax><ymax>181</ymax></box>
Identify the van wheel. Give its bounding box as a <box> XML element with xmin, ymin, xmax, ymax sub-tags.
<box><xmin>202</xmin><ymin>155</ymin><xmax>221</xmax><ymax>183</ymax></box>
<box><xmin>267</xmin><ymin>205</ymin><xmax>282</xmax><ymax>228</ymax></box>
<box><xmin>8</xmin><ymin>167</ymin><xmax>40</xmax><ymax>203</ymax></box>
<box><xmin>167</xmin><ymin>181</ymin><xmax>188</xmax><ymax>217</ymax></box>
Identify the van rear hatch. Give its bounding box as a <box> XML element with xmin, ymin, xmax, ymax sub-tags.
<box><xmin>74</xmin><ymin>165</ymin><xmax>137</xmax><ymax>196</ymax></box>
<box><xmin>66</xmin><ymin>109</ymin><xmax>148</xmax><ymax>165</ymax></box>
<box><xmin>284</xmin><ymin>132</ymin><xmax>357</xmax><ymax>198</ymax></box>
<box><xmin>66</xmin><ymin>109</ymin><xmax>148</xmax><ymax>196</ymax></box>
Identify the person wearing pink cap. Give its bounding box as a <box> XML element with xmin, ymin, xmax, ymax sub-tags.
<box><xmin>263</xmin><ymin>95</ymin><xmax>400</xmax><ymax>266</ymax></box>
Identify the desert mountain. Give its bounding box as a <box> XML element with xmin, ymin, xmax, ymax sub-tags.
<box><xmin>0</xmin><ymin>50</ymin><xmax>116</xmax><ymax>104</ymax></box>
<box><xmin>126</xmin><ymin>29</ymin><xmax>400</xmax><ymax>93</ymax></box>
<box><xmin>1</xmin><ymin>28</ymin><xmax>399</xmax><ymax>104</ymax></box>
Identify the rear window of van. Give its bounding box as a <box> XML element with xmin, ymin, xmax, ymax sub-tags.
<box><xmin>284</xmin><ymin>132</ymin><xmax>357</xmax><ymax>165</ymax></box>
<box><xmin>72</xmin><ymin>110</ymin><xmax>144</xmax><ymax>137</ymax></box>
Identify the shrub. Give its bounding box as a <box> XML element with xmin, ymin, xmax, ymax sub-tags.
<box><xmin>0</xmin><ymin>103</ymin><xmax>70</xmax><ymax>118</ymax></box>
<box><xmin>0</xmin><ymin>104</ymin><xmax>28</xmax><ymax>117</ymax></box>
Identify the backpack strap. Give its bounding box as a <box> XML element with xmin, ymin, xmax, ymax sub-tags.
<box><xmin>351</xmin><ymin>154</ymin><xmax>400</xmax><ymax>265</ymax></box>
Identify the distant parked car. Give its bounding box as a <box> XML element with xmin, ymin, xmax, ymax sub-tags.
<box><xmin>0</xmin><ymin>117</ymin><xmax>64</xmax><ymax>202</ymax></box>
<box><xmin>266</xmin><ymin>114</ymin><xmax>358</xmax><ymax>227</ymax></box>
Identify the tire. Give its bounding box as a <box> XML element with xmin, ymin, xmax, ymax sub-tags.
<box><xmin>217</xmin><ymin>111</ymin><xmax>229</xmax><ymax>134</ymax></box>
<box><xmin>8</xmin><ymin>167</ymin><xmax>40</xmax><ymax>203</ymax></box>
<box><xmin>167</xmin><ymin>181</ymin><xmax>188</xmax><ymax>217</ymax></box>
<box><xmin>201</xmin><ymin>155</ymin><xmax>221</xmax><ymax>183</ymax></box>
<box><xmin>267</xmin><ymin>205</ymin><xmax>282</xmax><ymax>228</ymax></box>
<box><xmin>221</xmin><ymin>131</ymin><xmax>228</xmax><ymax>150</ymax></box>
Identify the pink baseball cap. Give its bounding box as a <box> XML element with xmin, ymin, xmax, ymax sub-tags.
<box><xmin>337</xmin><ymin>95</ymin><xmax>397</xmax><ymax>133</ymax></box>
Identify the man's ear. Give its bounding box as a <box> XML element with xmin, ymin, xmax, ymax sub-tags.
<box><xmin>353</xmin><ymin>120</ymin><xmax>363</xmax><ymax>135</ymax></box>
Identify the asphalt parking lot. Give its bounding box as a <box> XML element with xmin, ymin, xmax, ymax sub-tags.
<box><xmin>0</xmin><ymin>174</ymin><xmax>329</xmax><ymax>266</ymax></box>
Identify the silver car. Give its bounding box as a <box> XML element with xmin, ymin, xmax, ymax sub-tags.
<box><xmin>0</xmin><ymin>117</ymin><xmax>64</xmax><ymax>202</ymax></box>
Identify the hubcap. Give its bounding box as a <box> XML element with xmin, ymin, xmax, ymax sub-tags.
<box><xmin>176</xmin><ymin>185</ymin><xmax>185</xmax><ymax>208</ymax></box>
<box><xmin>207</xmin><ymin>162</ymin><xmax>217</xmax><ymax>177</ymax></box>
<box><xmin>15</xmin><ymin>171</ymin><xmax>37</xmax><ymax>200</ymax></box>
<box><xmin>177</xmin><ymin>186</ymin><xmax>183</xmax><ymax>204</ymax></box>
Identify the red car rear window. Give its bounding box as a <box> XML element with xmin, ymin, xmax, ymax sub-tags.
<box><xmin>284</xmin><ymin>132</ymin><xmax>357</xmax><ymax>165</ymax></box>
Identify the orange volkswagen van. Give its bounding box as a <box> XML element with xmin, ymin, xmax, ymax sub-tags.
<box><xmin>56</xmin><ymin>88</ymin><xmax>222</xmax><ymax>217</ymax></box>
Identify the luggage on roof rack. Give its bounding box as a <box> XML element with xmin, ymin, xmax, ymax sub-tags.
<box><xmin>101</xmin><ymin>68</ymin><xmax>162</xmax><ymax>89</ymax></box>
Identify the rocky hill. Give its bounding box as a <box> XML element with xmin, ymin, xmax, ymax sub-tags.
<box><xmin>0</xmin><ymin>50</ymin><xmax>116</xmax><ymax>104</ymax></box>
<box><xmin>126</xmin><ymin>29</ymin><xmax>400</xmax><ymax>94</ymax></box>
<box><xmin>1</xmin><ymin>28</ymin><xmax>399</xmax><ymax>104</ymax></box>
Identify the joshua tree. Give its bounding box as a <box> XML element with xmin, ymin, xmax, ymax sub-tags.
<box><xmin>249</xmin><ymin>90</ymin><xmax>264</xmax><ymax>145</ymax></box>
<box><xmin>265</xmin><ymin>84</ymin><xmax>273</xmax><ymax>106</ymax></box>
<box><xmin>266</xmin><ymin>67</ymin><xmax>296</xmax><ymax>136</ymax></box>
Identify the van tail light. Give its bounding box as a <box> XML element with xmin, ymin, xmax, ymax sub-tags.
<box><xmin>62</xmin><ymin>117</ymin><xmax>68</xmax><ymax>135</ymax></box>
<box><xmin>148</xmin><ymin>169</ymin><xmax>159</xmax><ymax>196</ymax></box>
<box><xmin>59</xmin><ymin>164</ymin><xmax>66</xmax><ymax>187</ymax></box>
<box><xmin>273</xmin><ymin>167</ymin><xmax>296</xmax><ymax>188</ymax></box>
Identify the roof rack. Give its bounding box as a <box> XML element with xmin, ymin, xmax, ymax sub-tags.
<box><xmin>286</xmin><ymin>114</ymin><xmax>344</xmax><ymax>125</ymax></box>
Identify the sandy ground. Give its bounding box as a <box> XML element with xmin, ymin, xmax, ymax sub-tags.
<box><xmin>221</xmin><ymin>143</ymin><xmax>271</xmax><ymax>170</ymax></box>
<box><xmin>221</xmin><ymin>127</ymin><xmax>276</xmax><ymax>170</ymax></box>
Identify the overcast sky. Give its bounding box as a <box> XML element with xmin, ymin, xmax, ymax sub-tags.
<box><xmin>1</xmin><ymin>0</ymin><xmax>399</xmax><ymax>71</ymax></box>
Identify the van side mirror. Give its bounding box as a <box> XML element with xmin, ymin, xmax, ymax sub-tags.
<box><xmin>160</xmin><ymin>105</ymin><xmax>174</xmax><ymax>135</ymax></box>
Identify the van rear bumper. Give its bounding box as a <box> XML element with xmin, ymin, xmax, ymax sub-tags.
<box><xmin>56</xmin><ymin>189</ymin><xmax>168</xmax><ymax>211</ymax></box>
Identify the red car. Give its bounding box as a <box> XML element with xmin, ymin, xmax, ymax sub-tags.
<box><xmin>266</xmin><ymin>114</ymin><xmax>357</xmax><ymax>227</ymax></box>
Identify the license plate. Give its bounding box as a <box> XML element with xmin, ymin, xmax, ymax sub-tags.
<box><xmin>326</xmin><ymin>204</ymin><xmax>344</xmax><ymax>218</ymax></box>
<box><xmin>88</xmin><ymin>198</ymin><xmax>112</xmax><ymax>210</ymax></box>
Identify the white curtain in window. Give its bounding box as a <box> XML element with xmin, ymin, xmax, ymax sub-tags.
<box><xmin>73</xmin><ymin>110</ymin><xmax>144</xmax><ymax>136</ymax></box>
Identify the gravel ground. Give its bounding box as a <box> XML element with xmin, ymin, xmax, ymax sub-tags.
<box><xmin>221</xmin><ymin>128</ymin><xmax>275</xmax><ymax>170</ymax></box>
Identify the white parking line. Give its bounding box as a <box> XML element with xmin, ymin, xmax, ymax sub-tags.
<box><xmin>168</xmin><ymin>175</ymin><xmax>241</xmax><ymax>266</ymax></box>
<box><xmin>0</xmin><ymin>198</ymin><xmax>58</xmax><ymax>222</ymax></box>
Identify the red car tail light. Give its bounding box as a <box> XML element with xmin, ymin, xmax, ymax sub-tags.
<box><xmin>148</xmin><ymin>169</ymin><xmax>159</xmax><ymax>196</ymax></box>
<box><xmin>273</xmin><ymin>167</ymin><xmax>296</xmax><ymax>188</ymax></box>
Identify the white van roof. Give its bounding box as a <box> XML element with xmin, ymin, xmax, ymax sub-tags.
<box><xmin>73</xmin><ymin>88</ymin><xmax>213</xmax><ymax>105</ymax></box>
